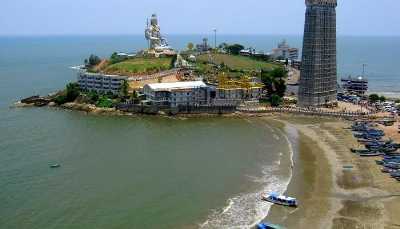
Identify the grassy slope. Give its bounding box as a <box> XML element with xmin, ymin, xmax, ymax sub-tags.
<box><xmin>103</xmin><ymin>57</ymin><xmax>172</xmax><ymax>75</ymax></box>
<box><xmin>197</xmin><ymin>54</ymin><xmax>279</xmax><ymax>71</ymax></box>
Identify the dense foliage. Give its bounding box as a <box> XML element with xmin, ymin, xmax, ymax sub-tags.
<box><xmin>224</xmin><ymin>44</ymin><xmax>245</xmax><ymax>55</ymax></box>
<box><xmin>170</xmin><ymin>55</ymin><xmax>177</xmax><ymax>68</ymax></box>
<box><xmin>261</xmin><ymin>67</ymin><xmax>288</xmax><ymax>97</ymax></box>
<box><xmin>54</xmin><ymin>83</ymin><xmax>81</xmax><ymax>105</ymax></box>
<box><xmin>120</xmin><ymin>80</ymin><xmax>129</xmax><ymax>98</ymax></box>
<box><xmin>96</xmin><ymin>96</ymin><xmax>114</xmax><ymax>108</ymax></box>
<box><xmin>109</xmin><ymin>52</ymin><xmax>126</xmax><ymax>65</ymax></box>
<box><xmin>85</xmin><ymin>54</ymin><xmax>101</xmax><ymax>67</ymax></box>
<box><xmin>187</xmin><ymin>42</ymin><xmax>194</xmax><ymax>51</ymax></box>
<box><xmin>270</xmin><ymin>94</ymin><xmax>283</xmax><ymax>107</ymax></box>
<box><xmin>368</xmin><ymin>94</ymin><xmax>387</xmax><ymax>103</ymax></box>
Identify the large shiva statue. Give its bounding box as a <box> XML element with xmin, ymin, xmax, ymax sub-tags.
<box><xmin>145</xmin><ymin>14</ymin><xmax>170</xmax><ymax>50</ymax></box>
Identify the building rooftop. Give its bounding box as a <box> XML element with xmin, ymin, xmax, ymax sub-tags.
<box><xmin>146</xmin><ymin>81</ymin><xmax>207</xmax><ymax>91</ymax></box>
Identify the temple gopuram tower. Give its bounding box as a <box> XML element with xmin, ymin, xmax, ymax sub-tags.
<box><xmin>298</xmin><ymin>0</ymin><xmax>338</xmax><ymax>107</ymax></box>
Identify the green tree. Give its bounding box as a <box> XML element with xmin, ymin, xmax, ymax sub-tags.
<box><xmin>226</xmin><ymin>44</ymin><xmax>245</xmax><ymax>55</ymax></box>
<box><xmin>261</xmin><ymin>67</ymin><xmax>288</xmax><ymax>97</ymax></box>
<box><xmin>120</xmin><ymin>80</ymin><xmax>129</xmax><ymax>97</ymax></box>
<box><xmin>270</xmin><ymin>94</ymin><xmax>283</xmax><ymax>107</ymax></box>
<box><xmin>170</xmin><ymin>55</ymin><xmax>177</xmax><ymax>68</ymax></box>
<box><xmin>88</xmin><ymin>54</ymin><xmax>101</xmax><ymax>66</ymax></box>
<box><xmin>66</xmin><ymin>83</ymin><xmax>80</xmax><ymax>102</ymax></box>
<box><xmin>54</xmin><ymin>83</ymin><xmax>80</xmax><ymax>105</ymax></box>
<box><xmin>109</xmin><ymin>52</ymin><xmax>127</xmax><ymax>64</ymax></box>
<box><xmin>96</xmin><ymin>96</ymin><xmax>113</xmax><ymax>108</ymax></box>
<box><xmin>379</xmin><ymin>96</ymin><xmax>386</xmax><ymax>102</ymax></box>
<box><xmin>261</xmin><ymin>70</ymin><xmax>275</xmax><ymax>97</ymax></box>
<box><xmin>88</xmin><ymin>90</ymin><xmax>99</xmax><ymax>103</ymax></box>
<box><xmin>54</xmin><ymin>95</ymin><xmax>67</xmax><ymax>105</ymax></box>
<box><xmin>369</xmin><ymin>94</ymin><xmax>380</xmax><ymax>103</ymax></box>
<box><xmin>187</xmin><ymin>42</ymin><xmax>194</xmax><ymax>51</ymax></box>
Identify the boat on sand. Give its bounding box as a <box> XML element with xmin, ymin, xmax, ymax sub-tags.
<box><xmin>261</xmin><ymin>193</ymin><xmax>298</xmax><ymax>207</ymax></box>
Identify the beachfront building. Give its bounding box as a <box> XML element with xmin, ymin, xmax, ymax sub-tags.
<box><xmin>78</xmin><ymin>71</ymin><xmax>128</xmax><ymax>94</ymax></box>
<box><xmin>213</xmin><ymin>87</ymin><xmax>263</xmax><ymax>106</ymax></box>
<box><xmin>143</xmin><ymin>81</ymin><xmax>209</xmax><ymax>107</ymax></box>
<box><xmin>270</xmin><ymin>40</ymin><xmax>299</xmax><ymax>61</ymax></box>
<box><xmin>341</xmin><ymin>76</ymin><xmax>368</xmax><ymax>96</ymax></box>
<box><xmin>298</xmin><ymin>0</ymin><xmax>338</xmax><ymax>107</ymax></box>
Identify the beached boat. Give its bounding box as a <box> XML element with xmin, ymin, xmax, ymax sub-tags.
<box><xmin>261</xmin><ymin>193</ymin><xmax>298</xmax><ymax>207</ymax></box>
<box><xmin>257</xmin><ymin>223</ymin><xmax>286</xmax><ymax>229</ymax></box>
<box><xmin>390</xmin><ymin>171</ymin><xmax>400</xmax><ymax>178</ymax></box>
<box><xmin>351</xmin><ymin>148</ymin><xmax>371</xmax><ymax>154</ymax></box>
<box><xmin>359</xmin><ymin>152</ymin><xmax>382</xmax><ymax>157</ymax></box>
<box><xmin>384</xmin><ymin>163</ymin><xmax>400</xmax><ymax>169</ymax></box>
<box><xmin>381</xmin><ymin>168</ymin><xmax>398</xmax><ymax>173</ymax></box>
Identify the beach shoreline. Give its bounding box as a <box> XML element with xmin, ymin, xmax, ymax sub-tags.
<box><xmin>263</xmin><ymin>115</ymin><xmax>400</xmax><ymax>229</ymax></box>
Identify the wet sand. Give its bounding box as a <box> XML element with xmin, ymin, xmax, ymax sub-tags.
<box><xmin>261</xmin><ymin>115</ymin><xmax>400</xmax><ymax>229</ymax></box>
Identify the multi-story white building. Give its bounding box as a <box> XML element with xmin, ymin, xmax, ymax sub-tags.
<box><xmin>143</xmin><ymin>81</ymin><xmax>209</xmax><ymax>107</ymax></box>
<box><xmin>78</xmin><ymin>71</ymin><xmax>128</xmax><ymax>94</ymax></box>
<box><xmin>271</xmin><ymin>40</ymin><xmax>299</xmax><ymax>61</ymax></box>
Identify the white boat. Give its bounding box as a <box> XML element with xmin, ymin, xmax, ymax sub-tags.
<box><xmin>261</xmin><ymin>193</ymin><xmax>298</xmax><ymax>207</ymax></box>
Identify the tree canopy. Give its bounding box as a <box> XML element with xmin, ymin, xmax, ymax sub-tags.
<box><xmin>225</xmin><ymin>44</ymin><xmax>245</xmax><ymax>55</ymax></box>
<box><xmin>120</xmin><ymin>80</ymin><xmax>129</xmax><ymax>98</ymax></box>
<box><xmin>261</xmin><ymin>67</ymin><xmax>288</xmax><ymax>98</ymax></box>
<box><xmin>87</xmin><ymin>54</ymin><xmax>101</xmax><ymax>66</ymax></box>
<box><xmin>368</xmin><ymin>94</ymin><xmax>380</xmax><ymax>103</ymax></box>
<box><xmin>187</xmin><ymin>42</ymin><xmax>194</xmax><ymax>51</ymax></box>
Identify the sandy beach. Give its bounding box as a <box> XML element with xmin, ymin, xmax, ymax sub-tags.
<box><xmin>262</xmin><ymin>114</ymin><xmax>400</xmax><ymax>229</ymax></box>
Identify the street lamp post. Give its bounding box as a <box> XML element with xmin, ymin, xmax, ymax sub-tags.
<box><xmin>213</xmin><ymin>28</ymin><xmax>217</xmax><ymax>49</ymax></box>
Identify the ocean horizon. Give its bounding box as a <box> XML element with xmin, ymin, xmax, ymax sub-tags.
<box><xmin>1</xmin><ymin>34</ymin><xmax>399</xmax><ymax>98</ymax></box>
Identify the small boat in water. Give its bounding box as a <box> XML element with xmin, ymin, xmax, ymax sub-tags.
<box><xmin>261</xmin><ymin>193</ymin><xmax>298</xmax><ymax>207</ymax></box>
<box><xmin>50</xmin><ymin>164</ymin><xmax>61</xmax><ymax>168</ymax></box>
<box><xmin>257</xmin><ymin>222</ymin><xmax>286</xmax><ymax>229</ymax></box>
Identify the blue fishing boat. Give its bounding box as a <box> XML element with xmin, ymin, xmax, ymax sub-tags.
<box><xmin>261</xmin><ymin>193</ymin><xmax>298</xmax><ymax>207</ymax></box>
<box><xmin>256</xmin><ymin>222</ymin><xmax>286</xmax><ymax>229</ymax></box>
<box><xmin>359</xmin><ymin>152</ymin><xmax>382</xmax><ymax>157</ymax></box>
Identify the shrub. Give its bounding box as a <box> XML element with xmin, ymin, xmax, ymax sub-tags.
<box><xmin>54</xmin><ymin>95</ymin><xmax>67</xmax><ymax>105</ymax></box>
<box><xmin>88</xmin><ymin>91</ymin><xmax>99</xmax><ymax>103</ymax></box>
<box><xmin>270</xmin><ymin>94</ymin><xmax>283</xmax><ymax>107</ymax></box>
<box><xmin>96</xmin><ymin>96</ymin><xmax>113</xmax><ymax>108</ymax></box>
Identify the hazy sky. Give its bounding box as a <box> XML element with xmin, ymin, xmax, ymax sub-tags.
<box><xmin>1</xmin><ymin>0</ymin><xmax>399</xmax><ymax>36</ymax></box>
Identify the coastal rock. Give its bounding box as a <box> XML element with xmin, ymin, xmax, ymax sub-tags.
<box><xmin>11</xmin><ymin>101</ymin><xmax>35</xmax><ymax>108</ymax></box>
<box><xmin>48</xmin><ymin>102</ymin><xmax>56</xmax><ymax>107</ymax></box>
<box><xmin>61</xmin><ymin>102</ymin><xmax>123</xmax><ymax>115</ymax></box>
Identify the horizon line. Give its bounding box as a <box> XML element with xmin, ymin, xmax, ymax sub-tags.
<box><xmin>0</xmin><ymin>33</ymin><xmax>399</xmax><ymax>38</ymax></box>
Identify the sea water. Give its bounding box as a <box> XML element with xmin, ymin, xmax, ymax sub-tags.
<box><xmin>0</xmin><ymin>35</ymin><xmax>397</xmax><ymax>229</ymax></box>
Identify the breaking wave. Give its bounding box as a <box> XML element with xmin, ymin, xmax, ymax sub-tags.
<box><xmin>199</xmin><ymin>126</ymin><xmax>295</xmax><ymax>229</ymax></box>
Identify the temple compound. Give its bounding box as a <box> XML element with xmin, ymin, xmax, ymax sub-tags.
<box><xmin>298</xmin><ymin>0</ymin><xmax>338</xmax><ymax>107</ymax></box>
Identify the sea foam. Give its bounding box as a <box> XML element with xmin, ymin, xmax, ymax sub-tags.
<box><xmin>199</xmin><ymin>125</ymin><xmax>295</xmax><ymax>229</ymax></box>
